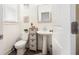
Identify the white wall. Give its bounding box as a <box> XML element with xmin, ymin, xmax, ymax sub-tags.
<box><xmin>0</xmin><ymin>5</ymin><xmax>20</xmax><ymax>55</ymax></box>
<box><xmin>38</xmin><ymin>5</ymin><xmax>53</xmax><ymax>31</ymax></box>
<box><xmin>0</xmin><ymin>23</ymin><xmax>20</xmax><ymax>55</ymax></box>
<box><xmin>3</xmin><ymin>5</ymin><xmax>18</xmax><ymax>22</ymax></box>
<box><xmin>0</xmin><ymin>5</ymin><xmax>3</xmax><ymax>35</ymax></box>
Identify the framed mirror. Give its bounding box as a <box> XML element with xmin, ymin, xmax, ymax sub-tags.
<box><xmin>38</xmin><ymin>12</ymin><xmax>52</xmax><ymax>23</ymax></box>
<box><xmin>41</xmin><ymin>12</ymin><xmax>51</xmax><ymax>22</ymax></box>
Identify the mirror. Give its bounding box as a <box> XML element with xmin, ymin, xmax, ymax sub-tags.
<box><xmin>38</xmin><ymin>11</ymin><xmax>52</xmax><ymax>23</ymax></box>
<box><xmin>41</xmin><ymin>12</ymin><xmax>51</xmax><ymax>22</ymax></box>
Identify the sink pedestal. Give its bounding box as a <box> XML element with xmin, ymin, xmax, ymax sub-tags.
<box><xmin>42</xmin><ymin>35</ymin><xmax>47</xmax><ymax>55</ymax></box>
<box><xmin>37</xmin><ymin>31</ymin><xmax>52</xmax><ymax>55</ymax></box>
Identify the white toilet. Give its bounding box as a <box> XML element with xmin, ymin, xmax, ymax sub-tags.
<box><xmin>14</xmin><ymin>33</ymin><xmax>28</xmax><ymax>55</ymax></box>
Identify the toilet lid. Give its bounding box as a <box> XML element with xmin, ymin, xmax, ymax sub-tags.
<box><xmin>15</xmin><ymin>40</ymin><xmax>26</xmax><ymax>46</ymax></box>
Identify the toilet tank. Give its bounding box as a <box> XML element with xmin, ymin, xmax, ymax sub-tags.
<box><xmin>22</xmin><ymin>32</ymin><xmax>29</xmax><ymax>41</ymax></box>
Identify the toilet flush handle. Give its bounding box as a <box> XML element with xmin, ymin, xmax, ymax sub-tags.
<box><xmin>24</xmin><ymin>29</ymin><xmax>28</xmax><ymax>33</ymax></box>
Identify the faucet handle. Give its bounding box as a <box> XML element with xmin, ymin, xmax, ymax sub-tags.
<box><xmin>49</xmin><ymin>29</ymin><xmax>53</xmax><ymax>32</ymax></box>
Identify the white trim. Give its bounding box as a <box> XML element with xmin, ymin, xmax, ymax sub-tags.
<box><xmin>70</xmin><ymin>4</ymin><xmax>76</xmax><ymax>55</ymax></box>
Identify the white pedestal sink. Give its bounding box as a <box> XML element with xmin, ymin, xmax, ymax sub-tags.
<box><xmin>37</xmin><ymin>31</ymin><xmax>52</xmax><ymax>55</ymax></box>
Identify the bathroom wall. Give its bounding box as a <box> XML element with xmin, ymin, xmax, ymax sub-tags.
<box><xmin>0</xmin><ymin>5</ymin><xmax>3</xmax><ymax>35</ymax></box>
<box><xmin>0</xmin><ymin>5</ymin><xmax>20</xmax><ymax>54</ymax></box>
<box><xmin>37</xmin><ymin>5</ymin><xmax>53</xmax><ymax>31</ymax></box>
<box><xmin>0</xmin><ymin>23</ymin><xmax>20</xmax><ymax>55</ymax></box>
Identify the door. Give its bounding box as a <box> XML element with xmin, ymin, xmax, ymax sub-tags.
<box><xmin>76</xmin><ymin>4</ymin><xmax>79</xmax><ymax>55</ymax></box>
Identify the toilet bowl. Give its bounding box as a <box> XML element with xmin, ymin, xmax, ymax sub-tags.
<box><xmin>14</xmin><ymin>33</ymin><xmax>28</xmax><ymax>55</ymax></box>
<box><xmin>15</xmin><ymin>40</ymin><xmax>26</xmax><ymax>55</ymax></box>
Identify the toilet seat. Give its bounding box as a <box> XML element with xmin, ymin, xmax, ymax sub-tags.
<box><xmin>15</xmin><ymin>40</ymin><xmax>26</xmax><ymax>49</ymax></box>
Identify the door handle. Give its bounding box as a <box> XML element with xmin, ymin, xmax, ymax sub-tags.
<box><xmin>0</xmin><ymin>34</ymin><xmax>3</xmax><ymax>39</ymax></box>
<box><xmin>71</xmin><ymin>22</ymin><xmax>78</xmax><ymax>34</ymax></box>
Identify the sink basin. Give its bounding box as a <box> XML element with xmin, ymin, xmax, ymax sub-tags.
<box><xmin>37</xmin><ymin>31</ymin><xmax>52</xmax><ymax>35</ymax></box>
